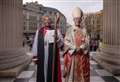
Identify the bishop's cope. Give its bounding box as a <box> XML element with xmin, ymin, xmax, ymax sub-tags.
<box><xmin>63</xmin><ymin>7</ymin><xmax>90</xmax><ymax>82</ymax></box>
<box><xmin>32</xmin><ymin>13</ymin><xmax>63</xmax><ymax>82</ymax></box>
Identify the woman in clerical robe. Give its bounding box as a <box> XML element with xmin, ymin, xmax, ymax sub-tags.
<box><xmin>32</xmin><ymin>14</ymin><xmax>63</xmax><ymax>82</ymax></box>
<box><xmin>63</xmin><ymin>7</ymin><xmax>90</xmax><ymax>82</ymax></box>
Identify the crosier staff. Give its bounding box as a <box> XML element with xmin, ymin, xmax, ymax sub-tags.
<box><xmin>52</xmin><ymin>13</ymin><xmax>60</xmax><ymax>82</ymax></box>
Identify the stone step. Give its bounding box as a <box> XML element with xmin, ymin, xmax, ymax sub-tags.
<box><xmin>15</xmin><ymin>71</ymin><xmax>34</xmax><ymax>82</ymax></box>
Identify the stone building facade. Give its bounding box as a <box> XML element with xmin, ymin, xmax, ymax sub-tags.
<box><xmin>23</xmin><ymin>2</ymin><xmax>66</xmax><ymax>42</ymax></box>
<box><xmin>85</xmin><ymin>10</ymin><xmax>103</xmax><ymax>40</ymax></box>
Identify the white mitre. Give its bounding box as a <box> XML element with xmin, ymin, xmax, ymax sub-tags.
<box><xmin>72</xmin><ymin>7</ymin><xmax>82</xmax><ymax>18</ymax></box>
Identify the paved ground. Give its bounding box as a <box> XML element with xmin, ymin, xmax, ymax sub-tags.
<box><xmin>28</xmin><ymin>52</ymin><xmax>120</xmax><ymax>82</ymax></box>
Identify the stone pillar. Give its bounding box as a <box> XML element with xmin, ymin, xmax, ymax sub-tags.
<box><xmin>0</xmin><ymin>1</ymin><xmax>2</xmax><ymax>37</ymax></box>
<box><xmin>0</xmin><ymin>0</ymin><xmax>31</xmax><ymax>77</ymax></box>
<box><xmin>0</xmin><ymin>0</ymin><xmax>23</xmax><ymax>48</ymax></box>
<box><xmin>93</xmin><ymin>0</ymin><xmax>120</xmax><ymax>75</ymax></box>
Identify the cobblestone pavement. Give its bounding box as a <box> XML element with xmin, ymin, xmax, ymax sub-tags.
<box><xmin>28</xmin><ymin>52</ymin><xmax>120</xmax><ymax>82</ymax></box>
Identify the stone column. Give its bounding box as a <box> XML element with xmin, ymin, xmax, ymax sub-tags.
<box><xmin>93</xmin><ymin>0</ymin><xmax>120</xmax><ymax>75</ymax></box>
<box><xmin>0</xmin><ymin>0</ymin><xmax>31</xmax><ymax>77</ymax></box>
<box><xmin>0</xmin><ymin>1</ymin><xmax>2</xmax><ymax>39</ymax></box>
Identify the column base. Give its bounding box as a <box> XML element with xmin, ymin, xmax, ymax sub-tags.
<box><xmin>0</xmin><ymin>48</ymin><xmax>32</xmax><ymax>77</ymax></box>
<box><xmin>93</xmin><ymin>46</ymin><xmax>120</xmax><ymax>75</ymax></box>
